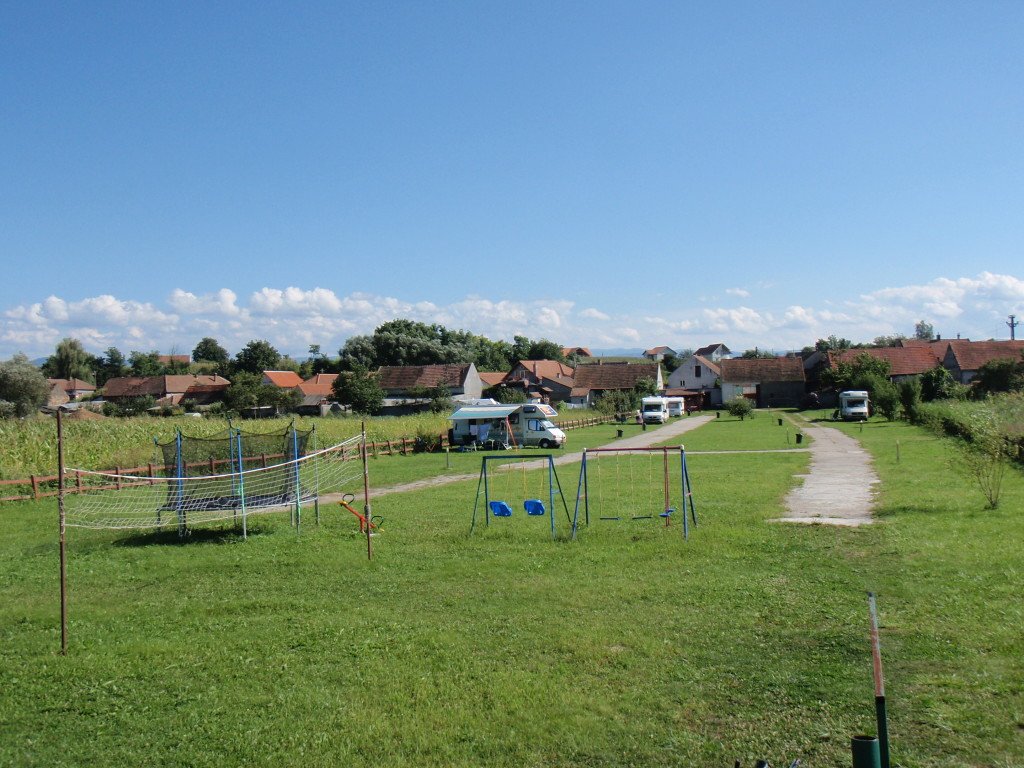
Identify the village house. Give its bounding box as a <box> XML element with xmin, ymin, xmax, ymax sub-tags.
<box><xmin>295</xmin><ymin>373</ymin><xmax>341</xmax><ymax>416</ymax></box>
<box><xmin>569</xmin><ymin>362</ymin><xmax>663</xmax><ymax>407</ymax></box>
<box><xmin>666</xmin><ymin>355</ymin><xmax>721</xmax><ymax>406</ymax></box>
<box><xmin>46</xmin><ymin>378</ymin><xmax>97</xmax><ymax>407</ymax></box>
<box><xmin>831</xmin><ymin>346</ymin><xmax>946</xmax><ymax>384</ymax></box>
<box><xmin>262</xmin><ymin>370</ymin><xmax>305</xmax><ymax>389</ymax></box>
<box><xmin>719</xmin><ymin>357</ymin><xmax>805</xmax><ymax>408</ymax></box>
<box><xmin>501</xmin><ymin>360</ymin><xmax>576</xmax><ymax>403</ymax></box>
<box><xmin>561</xmin><ymin>347</ymin><xmax>592</xmax><ymax>359</ymax></box>
<box><xmin>102</xmin><ymin>375</ymin><xmax>231</xmax><ymax>407</ymax></box>
<box><xmin>376</xmin><ymin>363</ymin><xmax>483</xmax><ymax>414</ymax></box>
<box><xmin>942</xmin><ymin>340</ymin><xmax>1024</xmax><ymax>384</ymax></box>
<box><xmin>693</xmin><ymin>343</ymin><xmax>732</xmax><ymax>362</ymax></box>
<box><xmin>642</xmin><ymin>346</ymin><xmax>676</xmax><ymax>362</ymax></box>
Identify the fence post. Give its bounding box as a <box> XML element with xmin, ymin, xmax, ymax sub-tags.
<box><xmin>31</xmin><ymin>475</ymin><xmax>39</xmax><ymax>500</ymax></box>
<box><xmin>76</xmin><ymin>471</ymin><xmax>82</xmax><ymax>493</ymax></box>
<box><xmin>115</xmin><ymin>467</ymin><xmax>122</xmax><ymax>491</ymax></box>
<box><xmin>401</xmin><ymin>437</ymin><xmax>407</xmax><ymax>455</ymax></box>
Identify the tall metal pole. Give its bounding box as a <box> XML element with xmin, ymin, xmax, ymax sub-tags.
<box><xmin>361</xmin><ymin>422</ymin><xmax>372</xmax><ymax>560</ymax></box>
<box><xmin>57</xmin><ymin>409</ymin><xmax>68</xmax><ymax>655</ymax></box>
<box><xmin>867</xmin><ymin>592</ymin><xmax>891</xmax><ymax>768</ymax></box>
<box><xmin>1008</xmin><ymin>314</ymin><xmax>1018</xmax><ymax>340</ymax></box>
<box><xmin>662</xmin><ymin>446</ymin><xmax>670</xmax><ymax>527</ymax></box>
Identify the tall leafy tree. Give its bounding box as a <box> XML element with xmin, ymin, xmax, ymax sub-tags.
<box><xmin>42</xmin><ymin>338</ymin><xmax>95</xmax><ymax>381</ymax></box>
<box><xmin>914</xmin><ymin>320</ymin><xmax>936</xmax><ymax>341</ymax></box>
<box><xmin>0</xmin><ymin>354</ymin><xmax>51</xmax><ymax>417</ymax></box>
<box><xmin>96</xmin><ymin>347</ymin><xmax>127</xmax><ymax>386</ymax></box>
<box><xmin>129</xmin><ymin>351</ymin><xmax>164</xmax><ymax>376</ymax></box>
<box><xmin>821</xmin><ymin>352</ymin><xmax>892</xmax><ymax>392</ymax></box>
<box><xmin>332</xmin><ymin>366</ymin><xmax>384</xmax><ymax>415</ymax></box>
<box><xmin>192</xmin><ymin>337</ymin><xmax>229</xmax><ymax>365</ymax></box>
<box><xmin>973</xmin><ymin>354</ymin><xmax>1024</xmax><ymax>395</ymax></box>
<box><xmin>234</xmin><ymin>340</ymin><xmax>281</xmax><ymax>374</ymax></box>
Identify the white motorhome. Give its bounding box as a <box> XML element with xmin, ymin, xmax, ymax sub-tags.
<box><xmin>838</xmin><ymin>390</ymin><xmax>870</xmax><ymax>421</ymax></box>
<box><xmin>641</xmin><ymin>396</ymin><xmax>669</xmax><ymax>424</ymax></box>
<box><xmin>666</xmin><ymin>397</ymin><xmax>685</xmax><ymax>417</ymax></box>
<box><xmin>449</xmin><ymin>403</ymin><xmax>567</xmax><ymax>449</ymax></box>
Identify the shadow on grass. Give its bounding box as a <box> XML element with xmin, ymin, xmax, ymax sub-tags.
<box><xmin>113</xmin><ymin>524</ymin><xmax>269</xmax><ymax>547</ymax></box>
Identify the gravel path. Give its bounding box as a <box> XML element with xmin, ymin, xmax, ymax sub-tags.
<box><xmin>775</xmin><ymin>421</ymin><xmax>879</xmax><ymax>526</ymax></box>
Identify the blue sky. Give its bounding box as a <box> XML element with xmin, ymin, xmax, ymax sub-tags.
<box><xmin>3</xmin><ymin>1</ymin><xmax>1023</xmax><ymax>359</ymax></box>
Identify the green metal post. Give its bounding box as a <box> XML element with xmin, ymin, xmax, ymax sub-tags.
<box><xmin>851</xmin><ymin>735</ymin><xmax>881</xmax><ymax>768</ymax></box>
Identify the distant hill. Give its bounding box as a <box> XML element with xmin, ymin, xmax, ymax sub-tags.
<box><xmin>586</xmin><ymin>348</ymin><xmax>644</xmax><ymax>358</ymax></box>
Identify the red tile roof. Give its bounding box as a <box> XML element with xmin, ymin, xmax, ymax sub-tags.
<box><xmin>376</xmin><ymin>364</ymin><xmax>472</xmax><ymax>390</ymax></box>
<box><xmin>478</xmin><ymin>372</ymin><xmax>507</xmax><ymax>387</ymax></box>
<box><xmin>720</xmin><ymin>357</ymin><xmax>805</xmax><ymax>383</ymax></box>
<box><xmin>561</xmin><ymin>347</ymin><xmax>592</xmax><ymax>357</ymax></box>
<box><xmin>47</xmin><ymin>378</ymin><xmax>96</xmax><ymax>393</ymax></box>
<box><xmin>833</xmin><ymin>346</ymin><xmax>943</xmax><ymax>377</ymax></box>
<box><xmin>299</xmin><ymin>373</ymin><xmax>339</xmax><ymax>396</ymax></box>
<box><xmin>103</xmin><ymin>375</ymin><xmax>229</xmax><ymax>398</ymax></box>
<box><xmin>573</xmin><ymin>362</ymin><xmax>660</xmax><ymax>390</ymax></box>
<box><xmin>509</xmin><ymin>360</ymin><xmax>576</xmax><ymax>382</ymax></box>
<box><xmin>263</xmin><ymin>370</ymin><xmax>304</xmax><ymax>388</ymax></box>
<box><xmin>945</xmin><ymin>340</ymin><xmax>1024</xmax><ymax>372</ymax></box>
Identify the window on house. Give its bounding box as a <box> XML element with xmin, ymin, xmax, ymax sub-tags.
<box><xmin>694</xmin><ymin>365</ymin><xmax>702</xmax><ymax>378</ymax></box>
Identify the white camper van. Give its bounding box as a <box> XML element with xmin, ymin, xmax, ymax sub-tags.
<box><xmin>666</xmin><ymin>397</ymin><xmax>685</xmax><ymax>417</ymax></box>
<box><xmin>641</xmin><ymin>396</ymin><xmax>669</xmax><ymax>424</ymax></box>
<box><xmin>838</xmin><ymin>390</ymin><xmax>870</xmax><ymax>421</ymax></box>
<box><xmin>449</xmin><ymin>403</ymin><xmax>567</xmax><ymax>449</ymax></box>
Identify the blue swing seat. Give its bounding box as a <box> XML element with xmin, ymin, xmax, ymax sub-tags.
<box><xmin>489</xmin><ymin>501</ymin><xmax>513</xmax><ymax>517</ymax></box>
<box><xmin>523</xmin><ymin>499</ymin><xmax>546</xmax><ymax>516</ymax></box>
<box><xmin>659</xmin><ymin>507</ymin><xmax>675</xmax><ymax>518</ymax></box>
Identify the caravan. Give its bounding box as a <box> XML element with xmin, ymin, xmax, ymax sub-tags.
<box><xmin>449</xmin><ymin>403</ymin><xmax>567</xmax><ymax>449</ymax></box>
<box><xmin>666</xmin><ymin>397</ymin><xmax>685</xmax><ymax>418</ymax></box>
<box><xmin>641</xmin><ymin>396</ymin><xmax>669</xmax><ymax>424</ymax></box>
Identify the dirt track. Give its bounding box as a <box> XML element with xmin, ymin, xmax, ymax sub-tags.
<box><xmin>775</xmin><ymin>421</ymin><xmax>878</xmax><ymax>526</ymax></box>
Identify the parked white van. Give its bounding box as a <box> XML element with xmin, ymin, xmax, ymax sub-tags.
<box><xmin>838</xmin><ymin>390</ymin><xmax>870</xmax><ymax>421</ymax></box>
<box><xmin>641</xmin><ymin>396</ymin><xmax>669</xmax><ymax>424</ymax></box>
<box><xmin>666</xmin><ymin>397</ymin><xmax>685</xmax><ymax>417</ymax></box>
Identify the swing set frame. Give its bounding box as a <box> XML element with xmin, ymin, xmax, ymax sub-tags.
<box><xmin>469</xmin><ymin>454</ymin><xmax>576</xmax><ymax>539</ymax></box>
<box><xmin>573</xmin><ymin>445</ymin><xmax>697</xmax><ymax>539</ymax></box>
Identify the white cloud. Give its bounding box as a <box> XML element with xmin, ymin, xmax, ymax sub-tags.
<box><xmin>169</xmin><ymin>288</ymin><xmax>241</xmax><ymax>316</ymax></box>
<box><xmin>726</xmin><ymin>288</ymin><xmax>750</xmax><ymax>298</ymax></box>
<box><xmin>2</xmin><ymin>272</ymin><xmax>1021</xmax><ymax>360</ymax></box>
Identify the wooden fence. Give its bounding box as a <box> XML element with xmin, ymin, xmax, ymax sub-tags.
<box><xmin>0</xmin><ymin>415</ymin><xmax>616</xmax><ymax>503</ymax></box>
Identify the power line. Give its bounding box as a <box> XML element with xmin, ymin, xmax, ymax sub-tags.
<box><xmin>1009</xmin><ymin>314</ymin><xmax>1019</xmax><ymax>341</ymax></box>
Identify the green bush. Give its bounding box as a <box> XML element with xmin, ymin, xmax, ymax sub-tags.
<box><xmin>726</xmin><ymin>397</ymin><xmax>754</xmax><ymax>420</ymax></box>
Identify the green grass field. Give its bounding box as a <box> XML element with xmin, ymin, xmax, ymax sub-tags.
<box><xmin>1</xmin><ymin>412</ymin><xmax>1021</xmax><ymax>766</ymax></box>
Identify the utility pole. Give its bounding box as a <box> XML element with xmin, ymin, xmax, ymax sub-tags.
<box><xmin>1009</xmin><ymin>315</ymin><xmax>1019</xmax><ymax>341</ymax></box>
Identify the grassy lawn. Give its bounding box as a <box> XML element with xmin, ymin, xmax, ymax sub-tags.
<box><xmin>1</xmin><ymin>414</ymin><xmax>1021</xmax><ymax>766</ymax></box>
<box><xmin>651</xmin><ymin>409</ymin><xmax>810</xmax><ymax>452</ymax></box>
